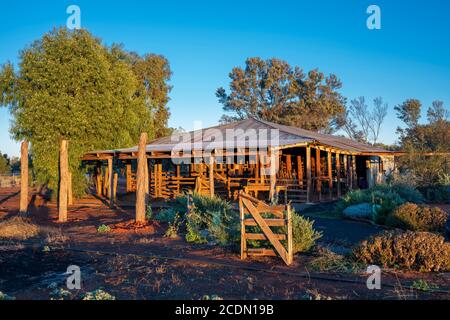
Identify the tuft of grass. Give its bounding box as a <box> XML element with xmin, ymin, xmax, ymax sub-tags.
<box><xmin>97</xmin><ymin>224</ymin><xmax>111</xmax><ymax>233</ymax></box>
<box><xmin>411</xmin><ymin>279</ymin><xmax>439</xmax><ymax>292</ymax></box>
<box><xmin>82</xmin><ymin>289</ymin><xmax>115</xmax><ymax>300</ymax></box>
<box><xmin>308</xmin><ymin>248</ymin><xmax>362</xmax><ymax>273</ymax></box>
<box><xmin>0</xmin><ymin>291</ymin><xmax>15</xmax><ymax>300</ymax></box>
<box><xmin>0</xmin><ymin>217</ymin><xmax>40</xmax><ymax>240</ymax></box>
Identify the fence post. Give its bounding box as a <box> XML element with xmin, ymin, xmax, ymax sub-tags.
<box><xmin>19</xmin><ymin>141</ymin><xmax>29</xmax><ymax>215</ymax></box>
<box><xmin>58</xmin><ymin>140</ymin><xmax>68</xmax><ymax>222</ymax></box>
<box><xmin>287</xmin><ymin>205</ymin><xmax>293</xmax><ymax>265</ymax></box>
<box><xmin>135</xmin><ymin>132</ymin><xmax>148</xmax><ymax>223</ymax></box>
<box><xmin>239</xmin><ymin>193</ymin><xmax>247</xmax><ymax>260</ymax></box>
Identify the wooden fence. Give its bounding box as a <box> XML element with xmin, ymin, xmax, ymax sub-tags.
<box><xmin>239</xmin><ymin>191</ymin><xmax>293</xmax><ymax>266</ymax></box>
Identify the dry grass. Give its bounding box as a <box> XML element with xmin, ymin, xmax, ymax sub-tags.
<box><xmin>0</xmin><ymin>217</ymin><xmax>40</xmax><ymax>240</ymax></box>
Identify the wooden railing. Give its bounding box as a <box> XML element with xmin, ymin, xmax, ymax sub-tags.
<box><xmin>239</xmin><ymin>191</ymin><xmax>293</xmax><ymax>266</ymax></box>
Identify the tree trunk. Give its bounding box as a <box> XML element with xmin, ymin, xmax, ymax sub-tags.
<box><xmin>135</xmin><ymin>133</ymin><xmax>148</xmax><ymax>223</ymax></box>
<box><xmin>19</xmin><ymin>141</ymin><xmax>29</xmax><ymax>215</ymax></box>
<box><xmin>59</xmin><ymin>140</ymin><xmax>68</xmax><ymax>223</ymax></box>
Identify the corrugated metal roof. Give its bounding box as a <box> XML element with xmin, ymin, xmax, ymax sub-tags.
<box><xmin>85</xmin><ymin>117</ymin><xmax>391</xmax><ymax>156</ymax></box>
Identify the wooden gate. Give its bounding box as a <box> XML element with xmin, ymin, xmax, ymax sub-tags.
<box><xmin>239</xmin><ymin>191</ymin><xmax>293</xmax><ymax>265</ymax></box>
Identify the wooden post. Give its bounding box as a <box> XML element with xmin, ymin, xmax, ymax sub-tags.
<box><xmin>59</xmin><ymin>140</ymin><xmax>68</xmax><ymax>223</ymax></box>
<box><xmin>68</xmin><ymin>171</ymin><xmax>73</xmax><ymax>206</ymax></box>
<box><xmin>348</xmin><ymin>155</ymin><xmax>353</xmax><ymax>191</ymax></box>
<box><xmin>287</xmin><ymin>205</ymin><xmax>293</xmax><ymax>265</ymax></box>
<box><xmin>19</xmin><ymin>141</ymin><xmax>29</xmax><ymax>215</ymax></box>
<box><xmin>144</xmin><ymin>158</ymin><xmax>149</xmax><ymax>196</ymax></box>
<box><xmin>306</xmin><ymin>146</ymin><xmax>311</xmax><ymax>203</ymax></box>
<box><xmin>269</xmin><ymin>149</ymin><xmax>277</xmax><ymax>202</ymax></box>
<box><xmin>285</xmin><ymin>154</ymin><xmax>292</xmax><ymax>178</ymax></box>
<box><xmin>108</xmin><ymin>157</ymin><xmax>113</xmax><ymax>208</ymax></box>
<box><xmin>126</xmin><ymin>163</ymin><xmax>131</xmax><ymax>192</ymax></box>
<box><xmin>296</xmin><ymin>156</ymin><xmax>303</xmax><ymax>186</ymax></box>
<box><xmin>336</xmin><ymin>153</ymin><xmax>342</xmax><ymax>198</ymax></box>
<box><xmin>113</xmin><ymin>172</ymin><xmax>118</xmax><ymax>203</ymax></box>
<box><xmin>343</xmin><ymin>155</ymin><xmax>348</xmax><ymax>191</ymax></box>
<box><xmin>327</xmin><ymin>150</ymin><xmax>333</xmax><ymax>200</ymax></box>
<box><xmin>239</xmin><ymin>194</ymin><xmax>247</xmax><ymax>260</ymax></box>
<box><xmin>135</xmin><ymin>132</ymin><xmax>148</xmax><ymax>223</ymax></box>
<box><xmin>316</xmin><ymin>148</ymin><xmax>322</xmax><ymax>202</ymax></box>
<box><xmin>209</xmin><ymin>155</ymin><xmax>215</xmax><ymax>196</ymax></box>
<box><xmin>103</xmin><ymin>165</ymin><xmax>109</xmax><ymax>197</ymax></box>
<box><xmin>352</xmin><ymin>155</ymin><xmax>358</xmax><ymax>189</ymax></box>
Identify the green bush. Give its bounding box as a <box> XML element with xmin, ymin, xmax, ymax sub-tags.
<box><xmin>184</xmin><ymin>193</ymin><xmax>239</xmax><ymax>246</ymax></box>
<box><xmin>338</xmin><ymin>183</ymin><xmax>428</xmax><ymax>224</ymax></box>
<box><xmin>155</xmin><ymin>207</ymin><xmax>178</xmax><ymax>224</ymax></box>
<box><xmin>386</xmin><ymin>203</ymin><xmax>448</xmax><ymax>232</ymax></box>
<box><xmin>290</xmin><ymin>212</ymin><xmax>322</xmax><ymax>254</ymax></box>
<box><xmin>164</xmin><ymin>213</ymin><xmax>182</xmax><ymax>238</ymax></box>
<box><xmin>82</xmin><ymin>289</ymin><xmax>116</xmax><ymax>300</ymax></box>
<box><xmin>391</xmin><ymin>183</ymin><xmax>424</xmax><ymax>203</ymax></box>
<box><xmin>352</xmin><ymin>231</ymin><xmax>450</xmax><ymax>272</ymax></box>
<box><xmin>97</xmin><ymin>224</ymin><xmax>111</xmax><ymax>233</ymax></box>
<box><xmin>418</xmin><ymin>185</ymin><xmax>450</xmax><ymax>203</ymax></box>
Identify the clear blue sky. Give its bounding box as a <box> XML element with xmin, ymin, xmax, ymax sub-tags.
<box><xmin>1</xmin><ymin>0</ymin><xmax>449</xmax><ymax>157</ymax></box>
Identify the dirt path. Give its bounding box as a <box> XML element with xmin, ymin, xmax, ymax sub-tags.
<box><xmin>0</xmin><ymin>190</ymin><xmax>449</xmax><ymax>300</ymax></box>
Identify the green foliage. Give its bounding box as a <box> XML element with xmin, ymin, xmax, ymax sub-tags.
<box><xmin>386</xmin><ymin>203</ymin><xmax>448</xmax><ymax>232</ymax></box>
<box><xmin>184</xmin><ymin>193</ymin><xmax>239</xmax><ymax>246</ymax></box>
<box><xmin>0</xmin><ymin>154</ymin><xmax>10</xmax><ymax>174</ymax></box>
<box><xmin>411</xmin><ymin>280</ymin><xmax>439</xmax><ymax>292</ymax></box>
<box><xmin>418</xmin><ymin>185</ymin><xmax>450</xmax><ymax>203</ymax></box>
<box><xmin>145</xmin><ymin>205</ymin><xmax>153</xmax><ymax>220</ymax></box>
<box><xmin>97</xmin><ymin>224</ymin><xmax>111</xmax><ymax>233</ymax></box>
<box><xmin>290</xmin><ymin>211</ymin><xmax>322</xmax><ymax>254</ymax></box>
<box><xmin>0</xmin><ymin>291</ymin><xmax>15</xmax><ymax>300</ymax></box>
<box><xmin>155</xmin><ymin>207</ymin><xmax>178</xmax><ymax>224</ymax></box>
<box><xmin>0</xmin><ymin>28</ymin><xmax>171</xmax><ymax>197</ymax></box>
<box><xmin>217</xmin><ymin>57</ymin><xmax>346</xmax><ymax>132</ymax></box>
<box><xmin>82</xmin><ymin>289</ymin><xmax>115</xmax><ymax>300</ymax></box>
<box><xmin>352</xmin><ymin>231</ymin><xmax>450</xmax><ymax>272</ymax></box>
<box><xmin>391</xmin><ymin>183</ymin><xmax>424</xmax><ymax>203</ymax></box>
<box><xmin>339</xmin><ymin>184</ymin><xmax>406</xmax><ymax>224</ymax></box>
<box><xmin>307</xmin><ymin>247</ymin><xmax>362</xmax><ymax>273</ymax></box>
<box><xmin>164</xmin><ymin>213</ymin><xmax>182</xmax><ymax>238</ymax></box>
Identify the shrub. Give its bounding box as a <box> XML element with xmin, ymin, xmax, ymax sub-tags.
<box><xmin>82</xmin><ymin>289</ymin><xmax>115</xmax><ymax>300</ymax></box>
<box><xmin>0</xmin><ymin>217</ymin><xmax>40</xmax><ymax>240</ymax></box>
<box><xmin>391</xmin><ymin>183</ymin><xmax>424</xmax><ymax>203</ymax></box>
<box><xmin>307</xmin><ymin>247</ymin><xmax>361</xmax><ymax>273</ymax></box>
<box><xmin>155</xmin><ymin>207</ymin><xmax>178</xmax><ymax>224</ymax></box>
<box><xmin>338</xmin><ymin>184</ymin><xmax>411</xmax><ymax>224</ymax></box>
<box><xmin>97</xmin><ymin>224</ymin><xmax>111</xmax><ymax>233</ymax></box>
<box><xmin>164</xmin><ymin>213</ymin><xmax>182</xmax><ymax>238</ymax></box>
<box><xmin>386</xmin><ymin>203</ymin><xmax>448</xmax><ymax>232</ymax></box>
<box><xmin>418</xmin><ymin>185</ymin><xmax>450</xmax><ymax>203</ymax></box>
<box><xmin>183</xmin><ymin>193</ymin><xmax>239</xmax><ymax>246</ymax></box>
<box><xmin>290</xmin><ymin>212</ymin><xmax>322</xmax><ymax>254</ymax></box>
<box><xmin>0</xmin><ymin>291</ymin><xmax>15</xmax><ymax>300</ymax></box>
<box><xmin>352</xmin><ymin>231</ymin><xmax>450</xmax><ymax>272</ymax></box>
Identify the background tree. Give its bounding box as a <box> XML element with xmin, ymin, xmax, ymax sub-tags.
<box><xmin>341</xmin><ymin>96</ymin><xmax>388</xmax><ymax>145</ymax></box>
<box><xmin>216</xmin><ymin>57</ymin><xmax>346</xmax><ymax>132</ymax></box>
<box><xmin>0</xmin><ymin>152</ymin><xmax>10</xmax><ymax>174</ymax></box>
<box><xmin>395</xmin><ymin>99</ymin><xmax>449</xmax><ymax>192</ymax></box>
<box><xmin>111</xmin><ymin>45</ymin><xmax>172</xmax><ymax>138</ymax></box>
<box><xmin>0</xmin><ymin>28</ymin><xmax>171</xmax><ymax>196</ymax></box>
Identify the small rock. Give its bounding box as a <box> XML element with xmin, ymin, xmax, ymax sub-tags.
<box><xmin>343</xmin><ymin>203</ymin><xmax>373</xmax><ymax>219</ymax></box>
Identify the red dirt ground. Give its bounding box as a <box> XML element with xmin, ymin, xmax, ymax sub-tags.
<box><xmin>0</xmin><ymin>189</ymin><xmax>449</xmax><ymax>300</ymax></box>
